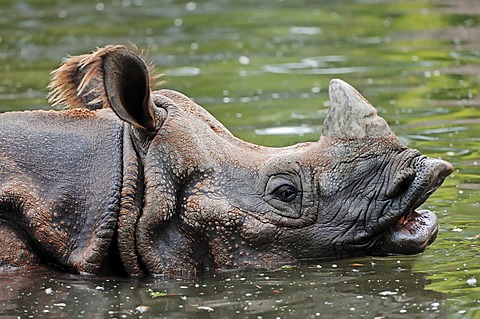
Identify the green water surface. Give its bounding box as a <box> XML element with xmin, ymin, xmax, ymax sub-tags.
<box><xmin>1</xmin><ymin>0</ymin><xmax>479</xmax><ymax>318</ymax></box>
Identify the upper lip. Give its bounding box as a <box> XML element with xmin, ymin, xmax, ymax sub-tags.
<box><xmin>393</xmin><ymin>161</ymin><xmax>452</xmax><ymax>230</ymax></box>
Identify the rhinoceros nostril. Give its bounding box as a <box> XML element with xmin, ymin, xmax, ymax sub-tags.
<box><xmin>386</xmin><ymin>168</ymin><xmax>416</xmax><ymax>198</ymax></box>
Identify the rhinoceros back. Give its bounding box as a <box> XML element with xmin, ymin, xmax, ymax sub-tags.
<box><xmin>0</xmin><ymin>108</ymin><xmax>123</xmax><ymax>274</ymax></box>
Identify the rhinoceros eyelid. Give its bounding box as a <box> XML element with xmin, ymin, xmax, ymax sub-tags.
<box><xmin>265</xmin><ymin>175</ymin><xmax>298</xmax><ymax>192</ymax></box>
<box><xmin>271</xmin><ymin>184</ymin><xmax>298</xmax><ymax>202</ymax></box>
<box><xmin>265</xmin><ymin>174</ymin><xmax>302</xmax><ymax>200</ymax></box>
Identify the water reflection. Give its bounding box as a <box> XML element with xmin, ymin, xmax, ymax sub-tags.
<box><xmin>263</xmin><ymin>56</ymin><xmax>371</xmax><ymax>75</ymax></box>
<box><xmin>0</xmin><ymin>258</ymin><xmax>448</xmax><ymax>318</ymax></box>
<box><xmin>254</xmin><ymin>125</ymin><xmax>316</xmax><ymax>136</ymax></box>
<box><xmin>164</xmin><ymin>66</ymin><xmax>202</xmax><ymax>77</ymax></box>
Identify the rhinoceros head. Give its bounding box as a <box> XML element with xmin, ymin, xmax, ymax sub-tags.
<box><xmin>49</xmin><ymin>46</ymin><xmax>453</xmax><ymax>276</ymax></box>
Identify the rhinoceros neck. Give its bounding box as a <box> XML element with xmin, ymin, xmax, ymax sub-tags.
<box><xmin>155</xmin><ymin>89</ymin><xmax>288</xmax><ymax>155</ymax></box>
<box><xmin>134</xmin><ymin>90</ymin><xmax>325</xmax><ymax>275</ymax></box>
<box><xmin>157</xmin><ymin>89</ymin><xmax>236</xmax><ymax>137</ymax></box>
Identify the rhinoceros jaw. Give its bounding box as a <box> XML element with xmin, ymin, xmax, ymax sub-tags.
<box><xmin>389</xmin><ymin>209</ymin><xmax>438</xmax><ymax>250</ymax></box>
<box><xmin>322</xmin><ymin>79</ymin><xmax>394</xmax><ymax>139</ymax></box>
<box><xmin>381</xmin><ymin>191</ymin><xmax>439</xmax><ymax>256</ymax></box>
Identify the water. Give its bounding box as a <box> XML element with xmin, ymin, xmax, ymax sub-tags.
<box><xmin>0</xmin><ymin>0</ymin><xmax>479</xmax><ymax>317</ymax></box>
<box><xmin>0</xmin><ymin>259</ymin><xmax>449</xmax><ymax>318</ymax></box>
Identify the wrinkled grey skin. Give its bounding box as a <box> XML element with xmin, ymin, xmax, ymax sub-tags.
<box><xmin>0</xmin><ymin>46</ymin><xmax>452</xmax><ymax>276</ymax></box>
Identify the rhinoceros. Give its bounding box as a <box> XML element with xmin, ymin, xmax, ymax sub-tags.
<box><xmin>0</xmin><ymin>45</ymin><xmax>452</xmax><ymax>276</ymax></box>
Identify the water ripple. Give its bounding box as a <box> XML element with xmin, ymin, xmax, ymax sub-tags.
<box><xmin>164</xmin><ymin>66</ymin><xmax>201</xmax><ymax>77</ymax></box>
<box><xmin>262</xmin><ymin>56</ymin><xmax>369</xmax><ymax>75</ymax></box>
<box><xmin>255</xmin><ymin>125</ymin><xmax>317</xmax><ymax>136</ymax></box>
<box><xmin>289</xmin><ymin>26</ymin><xmax>322</xmax><ymax>35</ymax></box>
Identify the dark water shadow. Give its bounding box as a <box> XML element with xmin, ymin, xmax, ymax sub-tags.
<box><xmin>0</xmin><ymin>257</ymin><xmax>447</xmax><ymax>318</ymax></box>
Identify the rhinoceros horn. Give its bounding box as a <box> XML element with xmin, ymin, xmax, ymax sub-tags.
<box><xmin>322</xmin><ymin>79</ymin><xmax>394</xmax><ymax>139</ymax></box>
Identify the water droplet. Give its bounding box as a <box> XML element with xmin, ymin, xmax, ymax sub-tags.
<box><xmin>467</xmin><ymin>277</ymin><xmax>477</xmax><ymax>286</ymax></box>
<box><xmin>239</xmin><ymin>56</ymin><xmax>250</xmax><ymax>65</ymax></box>
<box><xmin>186</xmin><ymin>2</ymin><xmax>196</xmax><ymax>11</ymax></box>
<box><xmin>174</xmin><ymin>18</ymin><xmax>183</xmax><ymax>26</ymax></box>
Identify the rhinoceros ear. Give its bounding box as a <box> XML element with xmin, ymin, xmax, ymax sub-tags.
<box><xmin>322</xmin><ymin>79</ymin><xmax>394</xmax><ymax>139</ymax></box>
<box><xmin>48</xmin><ymin>45</ymin><xmax>160</xmax><ymax>132</ymax></box>
<box><xmin>48</xmin><ymin>46</ymin><xmax>162</xmax><ymax>133</ymax></box>
<box><xmin>103</xmin><ymin>47</ymin><xmax>157</xmax><ymax>132</ymax></box>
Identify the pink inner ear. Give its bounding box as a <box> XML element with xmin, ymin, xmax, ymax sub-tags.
<box><xmin>322</xmin><ymin>79</ymin><xmax>394</xmax><ymax>140</ymax></box>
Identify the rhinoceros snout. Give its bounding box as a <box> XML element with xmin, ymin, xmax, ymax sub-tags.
<box><xmin>417</xmin><ymin>157</ymin><xmax>453</xmax><ymax>194</ymax></box>
<box><xmin>432</xmin><ymin>158</ymin><xmax>454</xmax><ymax>180</ymax></box>
<box><xmin>377</xmin><ymin>156</ymin><xmax>452</xmax><ymax>256</ymax></box>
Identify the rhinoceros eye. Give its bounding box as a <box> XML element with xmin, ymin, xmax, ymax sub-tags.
<box><xmin>273</xmin><ymin>185</ymin><xmax>297</xmax><ymax>202</ymax></box>
<box><xmin>264</xmin><ymin>174</ymin><xmax>302</xmax><ymax>218</ymax></box>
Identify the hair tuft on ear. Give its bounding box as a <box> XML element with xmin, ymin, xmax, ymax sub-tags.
<box><xmin>47</xmin><ymin>45</ymin><xmax>163</xmax><ymax>113</ymax></box>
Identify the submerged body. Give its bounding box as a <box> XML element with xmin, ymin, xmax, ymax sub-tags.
<box><xmin>0</xmin><ymin>46</ymin><xmax>452</xmax><ymax>276</ymax></box>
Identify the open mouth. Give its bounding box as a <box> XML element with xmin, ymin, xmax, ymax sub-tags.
<box><xmin>377</xmin><ymin>159</ymin><xmax>453</xmax><ymax>255</ymax></box>
<box><xmin>394</xmin><ymin>188</ymin><xmax>435</xmax><ymax>232</ymax></box>
<box><xmin>395</xmin><ymin>209</ymin><xmax>435</xmax><ymax>235</ymax></box>
<box><xmin>385</xmin><ymin>211</ymin><xmax>438</xmax><ymax>255</ymax></box>
<box><xmin>386</xmin><ymin>203</ymin><xmax>439</xmax><ymax>255</ymax></box>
